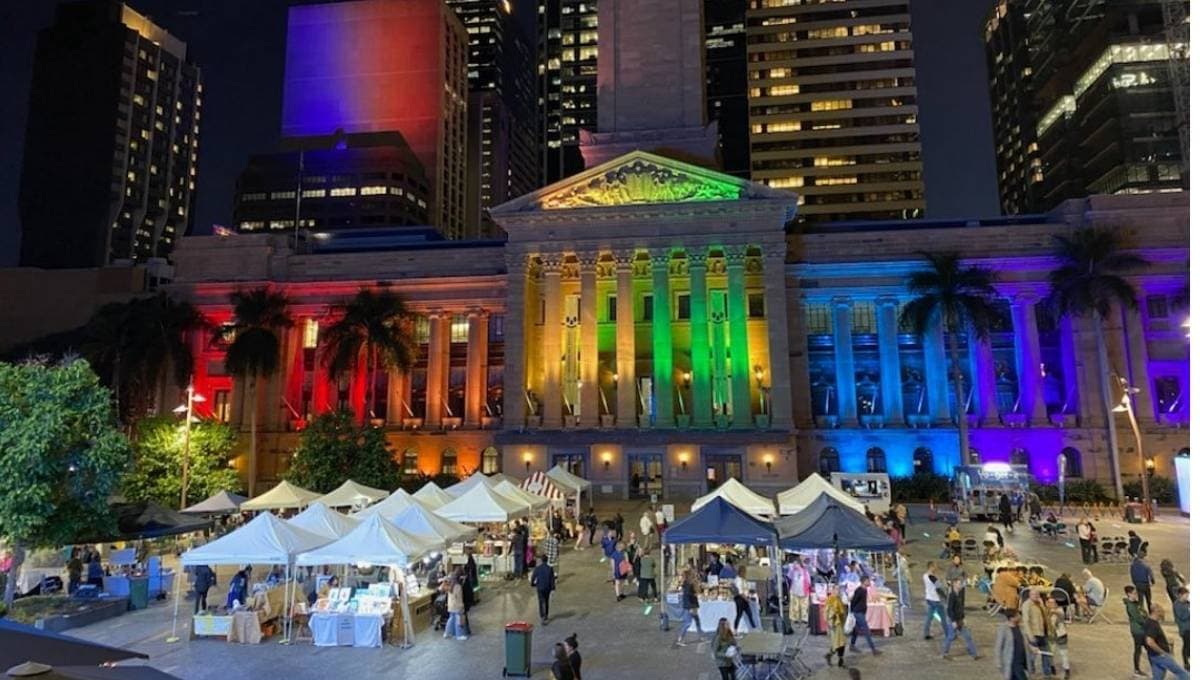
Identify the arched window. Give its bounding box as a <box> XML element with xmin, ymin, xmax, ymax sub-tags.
<box><xmin>866</xmin><ymin>447</ymin><xmax>887</xmax><ymax>473</ymax></box>
<box><xmin>441</xmin><ymin>448</ymin><xmax>458</xmax><ymax>476</ymax></box>
<box><xmin>1010</xmin><ymin>448</ymin><xmax>1029</xmax><ymax>466</ymax></box>
<box><xmin>481</xmin><ymin>446</ymin><xmax>500</xmax><ymax>475</ymax></box>
<box><xmin>1060</xmin><ymin>447</ymin><xmax>1083</xmax><ymax>478</ymax></box>
<box><xmin>402</xmin><ymin>448</ymin><xmax>419</xmax><ymax>478</ymax></box>
<box><xmin>913</xmin><ymin>447</ymin><xmax>934</xmax><ymax>474</ymax></box>
<box><xmin>818</xmin><ymin>447</ymin><xmax>840</xmax><ymax>475</ymax></box>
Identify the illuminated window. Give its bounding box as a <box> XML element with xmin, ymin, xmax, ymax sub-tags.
<box><xmin>814</xmin><ymin>176</ymin><xmax>859</xmax><ymax>186</ymax></box>
<box><xmin>330</xmin><ymin>187</ymin><xmax>356</xmax><ymax>197</ymax></box>
<box><xmin>481</xmin><ymin>447</ymin><xmax>500</xmax><ymax>474</ymax></box>
<box><xmin>762</xmin><ymin>121</ymin><xmax>801</xmax><ymax>133</ymax></box>
<box><xmin>302</xmin><ymin>189</ymin><xmax>326</xmax><ymax>198</ymax></box>
<box><xmin>866</xmin><ymin>447</ymin><xmax>887</xmax><ymax>473</ymax></box>
<box><xmin>807</xmin><ymin>26</ymin><xmax>848</xmax><ymax>39</ymax></box>
<box><xmin>450</xmin><ymin>314</ymin><xmax>469</xmax><ymax>343</ymax></box>
<box><xmin>402</xmin><ymin>449</ymin><xmax>419</xmax><ymax>478</ymax></box>
<box><xmin>767</xmin><ymin>85</ymin><xmax>799</xmax><ymax>96</ymax></box>
<box><xmin>441</xmin><ymin>448</ymin><xmax>458</xmax><ymax>476</ymax></box>
<box><xmin>213</xmin><ymin>390</ymin><xmax>231</xmax><ymax>422</ymax></box>
<box><xmin>813</xmin><ymin>157</ymin><xmax>855</xmax><ymax>167</ymax></box>
<box><xmin>269</xmin><ymin>190</ymin><xmax>295</xmax><ymax>200</ymax></box>
<box><xmin>811</xmin><ymin>100</ymin><xmax>852</xmax><ymax>112</ymax></box>
<box><xmin>303</xmin><ymin>319</ymin><xmax>319</xmax><ymax>348</ymax></box>
<box><xmin>359</xmin><ymin>185</ymin><xmax>387</xmax><ymax>196</ymax></box>
<box><xmin>415</xmin><ymin>316</ymin><xmax>431</xmax><ymax>344</ymax></box>
<box><xmin>767</xmin><ymin>176</ymin><xmax>805</xmax><ymax>188</ymax></box>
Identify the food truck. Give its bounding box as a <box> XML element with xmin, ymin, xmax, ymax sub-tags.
<box><xmin>953</xmin><ymin>463</ymin><xmax>1030</xmax><ymax>520</ymax></box>
<box><xmin>830</xmin><ymin>472</ymin><xmax>892</xmax><ymax>515</ymax></box>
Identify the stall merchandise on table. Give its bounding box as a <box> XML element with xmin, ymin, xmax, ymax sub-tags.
<box><xmin>807</xmin><ymin>580</ymin><xmax>897</xmax><ymax>637</ymax></box>
<box><xmin>665</xmin><ymin>574</ymin><xmax>761</xmax><ymax>634</ymax></box>
<box><xmin>192</xmin><ymin>579</ymin><xmax>305</xmax><ymax>643</ymax></box>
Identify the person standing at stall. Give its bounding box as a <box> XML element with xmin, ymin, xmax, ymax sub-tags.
<box><xmin>732</xmin><ymin>565</ymin><xmax>757</xmax><ymax>632</ymax></box>
<box><xmin>531</xmin><ymin>555</ymin><xmax>556</xmax><ymax>625</ymax></box>
<box><xmin>192</xmin><ymin>564</ymin><xmax>216</xmax><ymax>614</ymax></box>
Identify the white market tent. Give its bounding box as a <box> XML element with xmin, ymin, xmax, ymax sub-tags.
<box><xmin>491</xmin><ymin>479</ymin><xmax>551</xmax><ymax>513</ymax></box>
<box><xmin>240</xmin><ymin>480</ymin><xmax>322</xmax><ymax>512</ymax></box>
<box><xmin>520</xmin><ymin>471</ymin><xmax>566</xmax><ymax>506</ymax></box>
<box><xmin>412</xmin><ymin>481</ymin><xmax>455</xmax><ymax>510</ymax></box>
<box><xmin>435</xmin><ymin>483</ymin><xmax>530</xmax><ymax>523</ymax></box>
<box><xmin>487</xmin><ymin>472</ymin><xmax>521</xmax><ymax>487</ymax></box>
<box><xmin>314</xmin><ymin>480</ymin><xmax>389</xmax><ymax>509</ymax></box>
<box><xmin>352</xmin><ymin>487</ymin><xmax>420</xmax><ymax>520</ymax></box>
<box><xmin>444</xmin><ymin>471</ymin><xmax>499</xmax><ymax>498</ymax></box>
<box><xmin>181</xmin><ymin>490</ymin><xmax>248</xmax><ymax>515</ymax></box>
<box><xmin>777</xmin><ymin>473</ymin><xmax>865</xmax><ymax>515</ymax></box>
<box><xmin>388</xmin><ymin>503</ymin><xmax>478</xmax><ymax>544</ymax></box>
<box><xmin>690</xmin><ymin>477</ymin><xmax>776</xmax><ymax>517</ymax></box>
<box><xmin>545</xmin><ymin>465</ymin><xmax>591</xmax><ymax>514</ymax></box>
<box><xmin>286</xmin><ymin>502</ymin><xmax>361</xmax><ymax>540</ymax></box>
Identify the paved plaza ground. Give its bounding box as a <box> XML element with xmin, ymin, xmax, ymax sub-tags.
<box><xmin>67</xmin><ymin>502</ymin><xmax>1191</xmax><ymax>680</ymax></box>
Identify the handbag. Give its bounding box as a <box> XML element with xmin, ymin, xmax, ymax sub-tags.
<box><xmin>843</xmin><ymin>615</ymin><xmax>856</xmax><ymax>635</ymax></box>
<box><xmin>619</xmin><ymin>559</ymin><xmax>632</xmax><ymax>577</ymax></box>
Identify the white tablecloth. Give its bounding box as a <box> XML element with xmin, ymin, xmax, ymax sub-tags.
<box><xmin>310</xmin><ymin>612</ymin><xmax>384</xmax><ymax>648</ymax></box>
<box><xmin>17</xmin><ymin>567</ymin><xmax>62</xmax><ymax>594</ymax></box>
<box><xmin>697</xmin><ymin>600</ymin><xmax>755</xmax><ymax>633</ymax></box>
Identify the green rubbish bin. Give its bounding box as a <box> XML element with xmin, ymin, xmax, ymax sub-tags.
<box><xmin>128</xmin><ymin>577</ymin><xmax>149</xmax><ymax>610</ymax></box>
<box><xmin>503</xmin><ymin>621</ymin><xmax>533</xmax><ymax>677</ymax></box>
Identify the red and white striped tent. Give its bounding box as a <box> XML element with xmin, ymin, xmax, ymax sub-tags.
<box><xmin>520</xmin><ymin>471</ymin><xmax>566</xmax><ymax>508</ymax></box>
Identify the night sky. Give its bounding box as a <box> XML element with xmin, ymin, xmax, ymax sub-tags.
<box><xmin>0</xmin><ymin>0</ymin><xmax>1000</xmax><ymax>267</ymax></box>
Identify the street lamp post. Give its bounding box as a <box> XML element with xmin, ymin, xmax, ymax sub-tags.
<box><xmin>1112</xmin><ymin>375</ymin><xmax>1152</xmax><ymax>522</ymax></box>
<box><xmin>174</xmin><ymin>382</ymin><xmax>206</xmax><ymax>510</ymax></box>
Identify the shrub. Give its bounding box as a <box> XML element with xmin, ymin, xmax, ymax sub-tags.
<box><xmin>891</xmin><ymin>473</ymin><xmax>952</xmax><ymax>502</ymax></box>
<box><xmin>1031</xmin><ymin>480</ymin><xmax>1113</xmax><ymax>503</ymax></box>
<box><xmin>397</xmin><ymin>471</ymin><xmax>461</xmax><ymax>495</ymax></box>
<box><xmin>1122</xmin><ymin>475</ymin><xmax>1177</xmax><ymax>505</ymax></box>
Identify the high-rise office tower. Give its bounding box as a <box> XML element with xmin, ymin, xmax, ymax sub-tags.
<box><xmin>1017</xmin><ymin>0</ymin><xmax>1187</xmax><ymax>209</ymax></box>
<box><xmin>280</xmin><ymin>0</ymin><xmax>470</xmax><ymax>238</ymax></box>
<box><xmin>536</xmin><ymin>0</ymin><xmax>598</xmax><ymax>183</ymax></box>
<box><xmin>705</xmin><ymin>0</ymin><xmax>751</xmax><ymax>178</ymax></box>
<box><xmin>745</xmin><ymin>0</ymin><xmax>925</xmax><ymax>224</ymax></box>
<box><xmin>984</xmin><ymin>0</ymin><xmax>1043</xmax><ymax>215</ymax></box>
<box><xmin>446</xmin><ymin>0</ymin><xmax>538</xmax><ymax>235</ymax></box>
<box><xmin>19</xmin><ymin>0</ymin><xmax>202</xmax><ymax>269</ymax></box>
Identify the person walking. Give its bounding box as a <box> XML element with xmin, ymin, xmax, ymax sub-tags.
<box><xmin>1162</xmin><ymin>560</ymin><xmax>1187</xmax><ymax>604</ymax></box>
<box><xmin>824</xmin><ymin>590</ymin><xmax>849</xmax><ymax>668</ymax></box>
<box><xmin>995</xmin><ymin>609</ymin><xmax>1029</xmax><ymax>680</ymax></box>
<box><xmin>946</xmin><ymin>554</ymin><xmax>967</xmax><ymax>584</ymax></box>
<box><xmin>675</xmin><ymin>570</ymin><xmax>703</xmax><ymax>647</ymax></box>
<box><xmin>732</xmin><ymin>565</ymin><xmax>756</xmax><ymax>632</ymax></box>
<box><xmin>444</xmin><ymin>571</ymin><xmax>468</xmax><ymax>641</ymax></box>
<box><xmin>1144</xmin><ymin>603</ymin><xmax>1190</xmax><ymax>679</ymax></box>
<box><xmin>1076</xmin><ymin>519</ymin><xmax>1092</xmax><ymax>564</ymax></box>
<box><xmin>1127</xmin><ymin>585</ymin><xmax>1151</xmax><ymax>677</ymax></box>
<box><xmin>192</xmin><ymin>564</ymin><xmax>216</xmax><ymax>614</ymax></box>
<box><xmin>541</xmin><ymin>532</ymin><xmax>561</xmax><ymax>573</ymax></box>
<box><xmin>530</xmin><ymin>555</ymin><xmax>556</xmax><ymax>625</ymax></box>
<box><xmin>66</xmin><ymin>549</ymin><xmax>82</xmax><ymax>595</ymax></box>
<box><xmin>999</xmin><ymin>494</ymin><xmax>1014</xmax><ymax>533</ymax></box>
<box><xmin>895</xmin><ymin>502</ymin><xmax>908</xmax><ymax>540</ymax></box>
<box><xmin>1174</xmin><ymin>587</ymin><xmax>1190</xmax><ymax>671</ymax></box>
<box><xmin>849</xmin><ymin>580</ymin><xmax>880</xmax><ymax>655</ymax></box>
<box><xmin>1133</xmin><ymin>553</ymin><xmax>1157</xmax><ymax>610</ymax></box>
<box><xmin>564</xmin><ymin>633</ymin><xmax>583</xmax><ymax>680</ymax></box>
<box><xmin>1029</xmin><ymin>492</ymin><xmax>1042</xmax><ymax>522</ymax></box>
<box><xmin>612</xmin><ymin>541</ymin><xmax>630</xmax><ymax>601</ymax></box>
<box><xmin>711</xmin><ymin>617</ymin><xmax>739</xmax><ymax>680</ymax></box>
<box><xmin>942</xmin><ymin>577</ymin><xmax>982</xmax><ymax>660</ymax></box>
<box><xmin>638</xmin><ymin>546</ymin><xmax>658</xmax><ymax>603</ymax></box>
<box><xmin>1021</xmin><ymin>589</ymin><xmax>1054</xmax><ymax>677</ymax></box>
<box><xmin>1048</xmin><ymin>602</ymin><xmax>1071</xmax><ymax>679</ymax></box>
<box><xmin>639</xmin><ymin>511</ymin><xmax>654</xmax><ymax>549</ymax></box>
<box><xmin>923</xmin><ymin>561</ymin><xmax>950</xmax><ymax>640</ymax></box>
<box><xmin>585</xmin><ymin>509</ymin><xmax>598</xmax><ymax>546</ymax></box>
<box><xmin>551</xmin><ymin>641</ymin><xmax>577</xmax><ymax>680</ymax></box>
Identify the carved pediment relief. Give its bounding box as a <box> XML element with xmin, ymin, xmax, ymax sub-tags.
<box><xmin>537</xmin><ymin>158</ymin><xmax>744</xmax><ymax>210</ymax></box>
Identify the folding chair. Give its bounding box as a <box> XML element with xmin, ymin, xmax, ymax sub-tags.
<box><xmin>1098</xmin><ymin>539</ymin><xmax>1115</xmax><ymax>562</ymax></box>
<box><xmin>1085</xmin><ymin>587</ymin><xmax>1113</xmax><ymax>624</ymax></box>
<box><xmin>1113</xmin><ymin>540</ymin><xmax>1130</xmax><ymax>563</ymax></box>
<box><xmin>962</xmin><ymin>537</ymin><xmax>979</xmax><ymax>559</ymax></box>
<box><xmin>733</xmin><ymin>652</ymin><xmax>756</xmax><ymax>680</ymax></box>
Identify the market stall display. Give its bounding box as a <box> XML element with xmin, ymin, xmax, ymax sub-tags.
<box><xmin>314</xmin><ymin>480</ymin><xmax>389</xmax><ymax>509</ymax></box>
<box><xmin>296</xmin><ymin>514</ymin><xmax>444</xmax><ymax>648</ymax></box>
<box><xmin>412</xmin><ymin>482</ymin><xmax>455</xmax><ymax>510</ymax></box>
<box><xmin>353</xmin><ymin>487</ymin><xmax>420</xmax><ymax>520</ymax></box>
<box><xmin>777</xmin><ymin>473</ymin><xmax>864</xmax><ymax>516</ymax></box>
<box><xmin>286</xmin><ymin>502</ymin><xmax>360</xmax><ymax>540</ymax></box>
<box><xmin>662</xmin><ymin>497</ymin><xmax>780</xmax><ymax>634</ymax></box>
<box><xmin>691</xmin><ymin>477</ymin><xmax>776</xmax><ymax>517</ymax></box>
<box><xmin>434</xmin><ymin>483</ymin><xmax>530</xmax><ymax>523</ymax></box>
<box><xmin>182</xmin><ymin>491</ymin><xmax>248</xmax><ymax>515</ymax></box>
<box><xmin>240</xmin><ymin>480</ymin><xmax>322</xmax><ymax>512</ymax></box>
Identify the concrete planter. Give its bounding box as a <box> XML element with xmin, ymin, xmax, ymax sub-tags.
<box><xmin>637</xmin><ymin>414</ymin><xmax>652</xmax><ymax>429</ymax></box>
<box><xmin>859</xmin><ymin>414</ymin><xmax>883</xmax><ymax>429</ymax></box>
<box><xmin>36</xmin><ymin>598</ymin><xmax>128</xmax><ymax>633</ymax></box>
<box><xmin>600</xmin><ymin>414</ymin><xmax>615</xmax><ymax>428</ymax></box>
<box><xmin>905</xmin><ymin>414</ymin><xmax>930</xmax><ymax>428</ymax></box>
<box><xmin>401</xmin><ymin>417</ymin><xmax>423</xmax><ymax>430</ymax></box>
<box><xmin>1002</xmin><ymin>413</ymin><xmax>1029</xmax><ymax>427</ymax></box>
<box><xmin>441</xmin><ymin>417</ymin><xmax>463</xmax><ymax>430</ymax></box>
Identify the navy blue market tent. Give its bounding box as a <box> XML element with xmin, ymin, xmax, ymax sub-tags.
<box><xmin>775</xmin><ymin>493</ymin><xmax>896</xmax><ymax>552</ymax></box>
<box><xmin>662</xmin><ymin>496</ymin><xmax>777</xmax><ymax>546</ymax></box>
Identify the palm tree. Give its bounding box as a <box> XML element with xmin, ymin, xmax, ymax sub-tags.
<box><xmin>900</xmin><ymin>252</ymin><xmax>1006</xmax><ymax>466</ymax></box>
<box><xmin>221</xmin><ymin>288</ymin><xmax>291</xmax><ymax>494</ymax></box>
<box><xmin>1045</xmin><ymin>227</ymin><xmax>1148</xmax><ymax>501</ymax></box>
<box><xmin>320</xmin><ymin>288</ymin><xmax>416</xmax><ymax>423</ymax></box>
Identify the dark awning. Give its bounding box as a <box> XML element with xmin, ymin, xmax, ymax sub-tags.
<box><xmin>78</xmin><ymin>502</ymin><xmax>211</xmax><ymax>543</ymax></box>
<box><xmin>662</xmin><ymin>496</ymin><xmax>777</xmax><ymax>546</ymax></box>
<box><xmin>775</xmin><ymin>493</ymin><xmax>897</xmax><ymax>552</ymax></box>
<box><xmin>0</xmin><ymin>619</ymin><xmax>148</xmax><ymax>669</ymax></box>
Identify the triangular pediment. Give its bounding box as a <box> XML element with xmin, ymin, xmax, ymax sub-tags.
<box><xmin>491</xmin><ymin>150</ymin><xmax>798</xmax><ymax>215</ymax></box>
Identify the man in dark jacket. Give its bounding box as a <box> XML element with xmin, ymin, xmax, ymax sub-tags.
<box><xmin>531</xmin><ymin>555</ymin><xmax>556</xmax><ymax>625</ymax></box>
<box><xmin>1125</xmin><ymin>585</ymin><xmax>1150</xmax><ymax>676</ymax></box>
<box><xmin>192</xmin><ymin>565</ymin><xmax>216</xmax><ymax>614</ymax></box>
<box><xmin>564</xmin><ymin>633</ymin><xmax>583</xmax><ymax>679</ymax></box>
<box><xmin>941</xmin><ymin>577</ymin><xmax>981</xmax><ymax>660</ymax></box>
<box><xmin>848</xmin><ymin>581</ymin><xmax>880</xmax><ymax>655</ymax></box>
<box><xmin>585</xmin><ymin>509</ymin><xmax>598</xmax><ymax>545</ymax></box>
<box><xmin>1131</xmin><ymin>554</ymin><xmax>1156</xmax><ymax>610</ymax></box>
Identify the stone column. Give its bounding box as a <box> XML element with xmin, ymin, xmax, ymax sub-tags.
<box><xmin>464</xmin><ymin>308</ymin><xmax>486</xmax><ymax>428</ymax></box>
<box><xmin>788</xmin><ymin>293</ymin><xmax>814</xmax><ymax>427</ymax></box>
<box><xmin>922</xmin><ymin>310</ymin><xmax>951</xmax><ymax>423</ymax></box>
<box><xmin>687</xmin><ymin>250</ymin><xmax>713</xmax><ymax>428</ymax></box>
<box><xmin>875</xmin><ymin>296</ymin><xmax>904</xmax><ymax>426</ymax></box>
<box><xmin>1073</xmin><ymin>316</ymin><xmax>1103</xmax><ymax>426</ymax></box>
<box><xmin>762</xmin><ymin>246</ymin><xmax>794</xmax><ymax>429</ymax></box>
<box><xmin>1124</xmin><ymin>300</ymin><xmax>1155</xmax><ymax>422</ymax></box>
<box><xmin>387</xmin><ymin>369</ymin><xmax>409</xmax><ymax>423</ymax></box>
<box><xmin>542</xmin><ymin>254</ymin><xmax>564</xmax><ymax>430</ymax></box>
<box><xmin>502</xmin><ymin>254</ymin><xmax>529</xmax><ymax>428</ymax></box>
<box><xmin>651</xmin><ymin>249</ymin><xmax>674</xmax><ymax>428</ymax></box>
<box><xmin>1011</xmin><ymin>295</ymin><xmax>1046</xmax><ymax>424</ymax></box>
<box><xmin>971</xmin><ymin>335</ymin><xmax>999</xmax><ymax>425</ymax></box>
<box><xmin>265</xmin><ymin>325</ymin><xmax>299</xmax><ymax>430</ymax></box>
<box><xmin>831</xmin><ymin>297</ymin><xmax>858</xmax><ymax>425</ymax></box>
<box><xmin>425</xmin><ymin>310</ymin><xmax>445</xmax><ymax>428</ymax></box>
<box><xmin>614</xmin><ymin>249</ymin><xmax>637</xmax><ymax>428</ymax></box>
<box><xmin>1057</xmin><ymin>315</ymin><xmax>1080</xmax><ymax>422</ymax></box>
<box><xmin>726</xmin><ymin>248</ymin><xmax>753</xmax><ymax>428</ymax></box>
<box><xmin>578</xmin><ymin>252</ymin><xmax>600</xmax><ymax>427</ymax></box>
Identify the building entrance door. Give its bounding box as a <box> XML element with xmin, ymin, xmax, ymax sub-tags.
<box><xmin>552</xmin><ymin>453</ymin><xmax>587</xmax><ymax>480</ymax></box>
<box><xmin>704</xmin><ymin>454</ymin><xmax>743</xmax><ymax>491</ymax></box>
<box><xmin>628</xmin><ymin>453</ymin><xmax>663</xmax><ymax>499</ymax></box>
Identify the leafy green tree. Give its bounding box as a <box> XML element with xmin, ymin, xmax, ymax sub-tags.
<box><xmin>221</xmin><ymin>288</ymin><xmax>291</xmax><ymax>495</ymax></box>
<box><xmin>122</xmin><ymin>415</ymin><xmax>241</xmax><ymax>508</ymax></box>
<box><xmin>285</xmin><ymin>411</ymin><xmax>400</xmax><ymax>493</ymax></box>
<box><xmin>1045</xmin><ymin>227</ymin><xmax>1148</xmax><ymax>500</ymax></box>
<box><xmin>0</xmin><ymin>359</ymin><xmax>130</xmax><ymax>606</ymax></box>
<box><xmin>321</xmin><ymin>288</ymin><xmax>416</xmax><ymax>421</ymax></box>
<box><xmin>900</xmin><ymin>251</ymin><xmax>1007</xmax><ymax>466</ymax></box>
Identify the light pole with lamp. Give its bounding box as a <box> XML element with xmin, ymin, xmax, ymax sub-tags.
<box><xmin>174</xmin><ymin>382</ymin><xmax>206</xmax><ymax>510</ymax></box>
<box><xmin>1111</xmin><ymin>375</ymin><xmax>1152</xmax><ymax>522</ymax></box>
